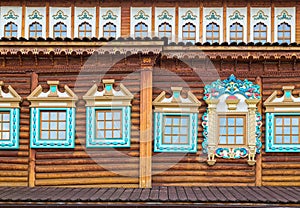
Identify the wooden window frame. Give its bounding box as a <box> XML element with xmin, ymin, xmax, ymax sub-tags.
<box><xmin>29</xmin><ymin>22</ymin><xmax>42</xmax><ymax>38</ymax></box>
<box><xmin>253</xmin><ymin>22</ymin><xmax>267</xmax><ymax>43</ymax></box>
<box><xmin>162</xmin><ymin>115</ymin><xmax>189</xmax><ymax>145</ymax></box>
<box><xmin>274</xmin><ymin>115</ymin><xmax>300</xmax><ymax>144</ymax></box>
<box><xmin>78</xmin><ymin>22</ymin><xmax>92</xmax><ymax>38</ymax></box>
<box><xmin>158</xmin><ymin>22</ymin><xmax>172</xmax><ymax>40</ymax></box>
<box><xmin>0</xmin><ymin>111</ymin><xmax>12</xmax><ymax>141</ymax></box>
<box><xmin>182</xmin><ymin>22</ymin><xmax>196</xmax><ymax>43</ymax></box>
<box><xmin>4</xmin><ymin>22</ymin><xmax>18</xmax><ymax>38</ymax></box>
<box><xmin>218</xmin><ymin>114</ymin><xmax>246</xmax><ymax>146</ymax></box>
<box><xmin>278</xmin><ymin>22</ymin><xmax>291</xmax><ymax>44</ymax></box>
<box><xmin>40</xmin><ymin>110</ymin><xmax>67</xmax><ymax>141</ymax></box>
<box><xmin>53</xmin><ymin>22</ymin><xmax>67</xmax><ymax>38</ymax></box>
<box><xmin>103</xmin><ymin>22</ymin><xmax>117</xmax><ymax>38</ymax></box>
<box><xmin>206</xmin><ymin>22</ymin><xmax>220</xmax><ymax>44</ymax></box>
<box><xmin>229</xmin><ymin>22</ymin><xmax>243</xmax><ymax>43</ymax></box>
<box><xmin>95</xmin><ymin>109</ymin><xmax>122</xmax><ymax>139</ymax></box>
<box><xmin>134</xmin><ymin>22</ymin><xmax>148</xmax><ymax>38</ymax></box>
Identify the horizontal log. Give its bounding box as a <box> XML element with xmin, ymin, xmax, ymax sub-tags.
<box><xmin>57</xmin><ymin>184</ymin><xmax>139</xmax><ymax>188</ymax></box>
<box><xmin>262</xmin><ymin>163</ymin><xmax>300</xmax><ymax>169</ymax></box>
<box><xmin>35</xmin><ymin>177</ymin><xmax>139</xmax><ymax>186</ymax></box>
<box><xmin>262</xmin><ymin>157</ymin><xmax>300</xmax><ymax>162</ymax></box>
<box><xmin>153</xmin><ymin>170</ymin><xmax>255</xmax><ymax>177</ymax></box>
<box><xmin>36</xmin><ymin>158</ymin><xmax>139</xmax><ymax>165</ymax></box>
<box><xmin>152</xmin><ymin>176</ymin><xmax>255</xmax><ymax>183</ymax></box>
<box><xmin>36</xmin><ymin>170</ymin><xmax>139</xmax><ymax>179</ymax></box>
<box><xmin>0</xmin><ymin>152</ymin><xmax>29</xmax><ymax>157</ymax></box>
<box><xmin>263</xmin><ymin>176</ymin><xmax>300</xmax><ymax>182</ymax></box>
<box><xmin>0</xmin><ymin>177</ymin><xmax>27</xmax><ymax>182</ymax></box>
<box><xmin>153</xmin><ymin>182</ymin><xmax>255</xmax><ymax>187</ymax></box>
<box><xmin>263</xmin><ymin>169</ymin><xmax>300</xmax><ymax>176</ymax></box>
<box><xmin>0</xmin><ymin>164</ymin><xmax>28</xmax><ymax>171</ymax></box>
<box><xmin>0</xmin><ymin>171</ymin><xmax>28</xmax><ymax>177</ymax></box>
<box><xmin>36</xmin><ymin>164</ymin><xmax>139</xmax><ymax>172</ymax></box>
<box><xmin>0</xmin><ymin>182</ymin><xmax>27</xmax><ymax>187</ymax></box>
<box><xmin>262</xmin><ymin>182</ymin><xmax>300</xmax><ymax>186</ymax></box>
<box><xmin>0</xmin><ymin>158</ymin><xmax>28</xmax><ymax>164</ymax></box>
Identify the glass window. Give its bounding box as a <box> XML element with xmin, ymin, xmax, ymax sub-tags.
<box><xmin>182</xmin><ymin>23</ymin><xmax>196</xmax><ymax>43</ymax></box>
<box><xmin>0</xmin><ymin>112</ymin><xmax>10</xmax><ymax>141</ymax></box>
<box><xmin>254</xmin><ymin>22</ymin><xmax>267</xmax><ymax>43</ymax></box>
<box><xmin>274</xmin><ymin>116</ymin><xmax>300</xmax><ymax>144</ymax></box>
<box><xmin>40</xmin><ymin>111</ymin><xmax>66</xmax><ymax>140</ymax></box>
<box><xmin>135</xmin><ymin>22</ymin><xmax>148</xmax><ymax>38</ymax></box>
<box><xmin>29</xmin><ymin>22</ymin><xmax>42</xmax><ymax>38</ymax></box>
<box><xmin>230</xmin><ymin>22</ymin><xmax>243</xmax><ymax>43</ymax></box>
<box><xmin>4</xmin><ymin>22</ymin><xmax>18</xmax><ymax>38</ymax></box>
<box><xmin>53</xmin><ymin>22</ymin><xmax>67</xmax><ymax>38</ymax></box>
<box><xmin>163</xmin><ymin>115</ymin><xmax>189</xmax><ymax>145</ymax></box>
<box><xmin>95</xmin><ymin>110</ymin><xmax>122</xmax><ymax>139</ymax></box>
<box><xmin>278</xmin><ymin>22</ymin><xmax>291</xmax><ymax>44</ymax></box>
<box><xmin>218</xmin><ymin>115</ymin><xmax>246</xmax><ymax>145</ymax></box>
<box><xmin>78</xmin><ymin>22</ymin><xmax>92</xmax><ymax>38</ymax></box>
<box><xmin>158</xmin><ymin>22</ymin><xmax>172</xmax><ymax>40</ymax></box>
<box><xmin>206</xmin><ymin>22</ymin><xmax>219</xmax><ymax>44</ymax></box>
<box><xmin>103</xmin><ymin>22</ymin><xmax>116</xmax><ymax>38</ymax></box>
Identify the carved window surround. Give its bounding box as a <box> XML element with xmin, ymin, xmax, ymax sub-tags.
<box><xmin>83</xmin><ymin>79</ymin><xmax>133</xmax><ymax>148</ymax></box>
<box><xmin>264</xmin><ymin>86</ymin><xmax>300</xmax><ymax>152</ymax></box>
<box><xmin>153</xmin><ymin>87</ymin><xmax>201</xmax><ymax>153</ymax></box>
<box><xmin>0</xmin><ymin>81</ymin><xmax>21</xmax><ymax>149</ymax></box>
<box><xmin>28</xmin><ymin>81</ymin><xmax>78</xmax><ymax>148</ymax></box>
<box><xmin>202</xmin><ymin>75</ymin><xmax>262</xmax><ymax>166</ymax></box>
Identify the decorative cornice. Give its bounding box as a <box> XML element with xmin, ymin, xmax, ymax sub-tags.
<box><xmin>277</xmin><ymin>10</ymin><xmax>292</xmax><ymax>20</ymax></box>
<box><xmin>157</xmin><ymin>10</ymin><xmax>173</xmax><ymax>20</ymax></box>
<box><xmin>134</xmin><ymin>10</ymin><xmax>149</xmax><ymax>20</ymax></box>
<box><xmin>205</xmin><ymin>10</ymin><xmax>220</xmax><ymax>21</ymax></box>
<box><xmin>253</xmin><ymin>10</ymin><xmax>268</xmax><ymax>20</ymax></box>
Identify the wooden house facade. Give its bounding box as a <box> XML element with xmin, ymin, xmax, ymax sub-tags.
<box><xmin>0</xmin><ymin>0</ymin><xmax>299</xmax><ymax>189</ymax></box>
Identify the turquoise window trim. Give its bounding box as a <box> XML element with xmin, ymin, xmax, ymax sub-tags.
<box><xmin>0</xmin><ymin>108</ymin><xmax>20</xmax><ymax>149</ymax></box>
<box><xmin>30</xmin><ymin>107</ymin><xmax>75</xmax><ymax>148</ymax></box>
<box><xmin>154</xmin><ymin>112</ymin><xmax>198</xmax><ymax>153</ymax></box>
<box><xmin>266</xmin><ymin>112</ymin><xmax>300</xmax><ymax>152</ymax></box>
<box><xmin>86</xmin><ymin>106</ymin><xmax>131</xmax><ymax>148</ymax></box>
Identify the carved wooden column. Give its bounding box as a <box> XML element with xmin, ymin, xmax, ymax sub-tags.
<box><xmin>139</xmin><ymin>57</ymin><xmax>154</xmax><ymax>188</ymax></box>
<box><xmin>28</xmin><ymin>71</ymin><xmax>38</xmax><ymax>187</ymax></box>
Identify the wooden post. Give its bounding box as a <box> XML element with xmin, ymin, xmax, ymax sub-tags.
<box><xmin>28</xmin><ymin>72</ymin><xmax>38</xmax><ymax>187</ymax></box>
<box><xmin>21</xmin><ymin>2</ymin><xmax>26</xmax><ymax>38</ymax></box>
<box><xmin>139</xmin><ymin>57</ymin><xmax>153</xmax><ymax>188</ymax></box>
<box><xmin>96</xmin><ymin>3</ymin><xmax>100</xmax><ymax>38</ymax></box>
<box><xmin>247</xmin><ymin>2</ymin><xmax>250</xmax><ymax>42</ymax></box>
<box><xmin>255</xmin><ymin>76</ymin><xmax>262</xmax><ymax>186</ymax></box>
<box><xmin>175</xmin><ymin>2</ymin><xmax>178</xmax><ymax>43</ymax></box>
<box><xmin>223</xmin><ymin>1</ymin><xmax>227</xmax><ymax>42</ymax></box>
<box><xmin>297</xmin><ymin>3</ymin><xmax>300</xmax><ymax>43</ymax></box>
<box><xmin>71</xmin><ymin>3</ymin><xmax>75</xmax><ymax>39</ymax></box>
<box><xmin>46</xmin><ymin>1</ymin><xmax>49</xmax><ymax>37</ymax></box>
<box><xmin>271</xmin><ymin>3</ymin><xmax>274</xmax><ymax>43</ymax></box>
<box><xmin>199</xmin><ymin>1</ymin><xmax>203</xmax><ymax>43</ymax></box>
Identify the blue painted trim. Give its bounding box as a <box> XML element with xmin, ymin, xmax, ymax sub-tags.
<box><xmin>154</xmin><ymin>112</ymin><xmax>198</xmax><ymax>153</ymax></box>
<box><xmin>266</xmin><ymin>112</ymin><xmax>300</xmax><ymax>152</ymax></box>
<box><xmin>30</xmin><ymin>108</ymin><xmax>75</xmax><ymax>148</ymax></box>
<box><xmin>86</xmin><ymin>106</ymin><xmax>131</xmax><ymax>148</ymax></box>
<box><xmin>0</xmin><ymin>108</ymin><xmax>20</xmax><ymax>149</ymax></box>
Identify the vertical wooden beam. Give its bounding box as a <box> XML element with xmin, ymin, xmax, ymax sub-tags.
<box><xmin>255</xmin><ymin>76</ymin><xmax>262</xmax><ymax>186</ymax></box>
<box><xmin>296</xmin><ymin>3</ymin><xmax>300</xmax><ymax>43</ymax></box>
<box><xmin>247</xmin><ymin>2</ymin><xmax>251</xmax><ymax>42</ymax></box>
<box><xmin>152</xmin><ymin>3</ymin><xmax>155</xmax><ymax>36</ymax></box>
<box><xmin>175</xmin><ymin>2</ymin><xmax>178</xmax><ymax>43</ymax></box>
<box><xmin>223</xmin><ymin>1</ymin><xmax>227</xmax><ymax>42</ymax></box>
<box><xmin>46</xmin><ymin>1</ymin><xmax>50</xmax><ymax>37</ymax></box>
<box><xmin>28</xmin><ymin>72</ymin><xmax>38</xmax><ymax>187</ymax></box>
<box><xmin>21</xmin><ymin>1</ymin><xmax>26</xmax><ymax>38</ymax></box>
<box><xmin>71</xmin><ymin>3</ymin><xmax>75</xmax><ymax>38</ymax></box>
<box><xmin>139</xmin><ymin>57</ymin><xmax>153</xmax><ymax>188</ymax></box>
<box><xmin>96</xmin><ymin>3</ymin><xmax>100</xmax><ymax>38</ymax></box>
<box><xmin>200</xmin><ymin>1</ymin><xmax>203</xmax><ymax>43</ymax></box>
<box><xmin>271</xmin><ymin>2</ymin><xmax>275</xmax><ymax>43</ymax></box>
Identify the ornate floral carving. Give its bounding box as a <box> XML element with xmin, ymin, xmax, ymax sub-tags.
<box><xmin>205</xmin><ymin>10</ymin><xmax>220</xmax><ymax>21</ymax></box>
<box><xmin>28</xmin><ymin>10</ymin><xmax>44</xmax><ymax>20</ymax></box>
<box><xmin>134</xmin><ymin>10</ymin><xmax>149</xmax><ymax>20</ymax></box>
<box><xmin>52</xmin><ymin>10</ymin><xmax>68</xmax><ymax>20</ymax></box>
<box><xmin>102</xmin><ymin>10</ymin><xmax>118</xmax><ymax>20</ymax></box>
<box><xmin>3</xmin><ymin>10</ymin><xmax>19</xmax><ymax>20</ymax></box>
<box><xmin>181</xmin><ymin>10</ymin><xmax>197</xmax><ymax>20</ymax></box>
<box><xmin>229</xmin><ymin>10</ymin><xmax>245</xmax><ymax>21</ymax></box>
<box><xmin>78</xmin><ymin>10</ymin><xmax>93</xmax><ymax>20</ymax></box>
<box><xmin>253</xmin><ymin>10</ymin><xmax>268</xmax><ymax>20</ymax></box>
<box><xmin>277</xmin><ymin>10</ymin><xmax>292</xmax><ymax>20</ymax></box>
<box><xmin>157</xmin><ymin>10</ymin><xmax>173</xmax><ymax>20</ymax></box>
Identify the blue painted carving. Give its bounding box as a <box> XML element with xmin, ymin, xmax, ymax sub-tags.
<box><xmin>158</xmin><ymin>10</ymin><xmax>173</xmax><ymax>20</ymax></box>
<box><xmin>28</xmin><ymin>10</ymin><xmax>44</xmax><ymax>20</ymax></box>
<box><xmin>102</xmin><ymin>10</ymin><xmax>117</xmax><ymax>20</ymax></box>
<box><xmin>205</xmin><ymin>10</ymin><xmax>221</xmax><ymax>21</ymax></box>
<box><xmin>266</xmin><ymin>112</ymin><xmax>300</xmax><ymax>152</ymax></box>
<box><xmin>253</xmin><ymin>10</ymin><xmax>268</xmax><ymax>21</ymax></box>
<box><xmin>3</xmin><ymin>10</ymin><xmax>19</xmax><ymax>20</ymax></box>
<box><xmin>86</xmin><ymin>106</ymin><xmax>131</xmax><ymax>148</ymax></box>
<box><xmin>201</xmin><ymin>111</ymin><xmax>208</xmax><ymax>154</ymax></box>
<box><xmin>181</xmin><ymin>10</ymin><xmax>197</xmax><ymax>21</ymax></box>
<box><xmin>277</xmin><ymin>10</ymin><xmax>292</xmax><ymax>20</ymax></box>
<box><xmin>0</xmin><ymin>108</ymin><xmax>20</xmax><ymax>149</ymax></box>
<box><xmin>30</xmin><ymin>108</ymin><xmax>75</xmax><ymax>148</ymax></box>
<box><xmin>154</xmin><ymin>112</ymin><xmax>198</xmax><ymax>153</ymax></box>
<box><xmin>134</xmin><ymin>10</ymin><xmax>149</xmax><ymax>20</ymax></box>
<box><xmin>203</xmin><ymin>74</ymin><xmax>260</xmax><ymax>100</ymax></box>
<box><xmin>52</xmin><ymin>10</ymin><xmax>68</xmax><ymax>20</ymax></box>
<box><xmin>78</xmin><ymin>10</ymin><xmax>93</xmax><ymax>20</ymax></box>
<box><xmin>229</xmin><ymin>10</ymin><xmax>245</xmax><ymax>21</ymax></box>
